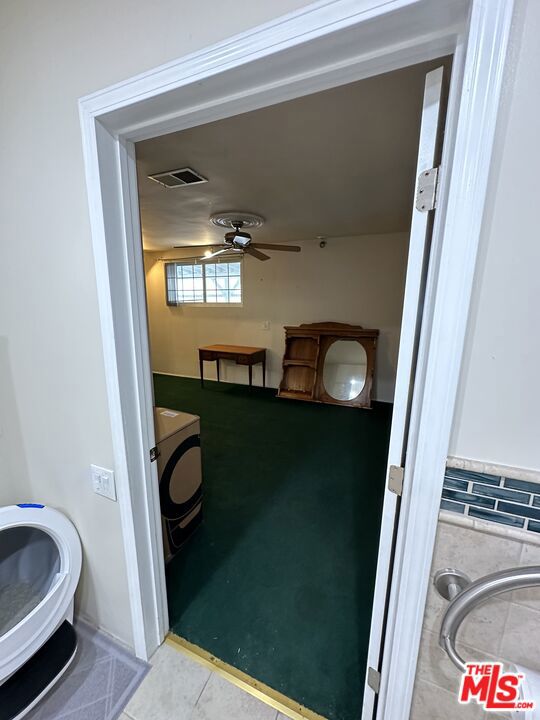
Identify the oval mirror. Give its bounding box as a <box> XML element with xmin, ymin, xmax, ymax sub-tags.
<box><xmin>323</xmin><ymin>339</ymin><xmax>367</xmax><ymax>401</ymax></box>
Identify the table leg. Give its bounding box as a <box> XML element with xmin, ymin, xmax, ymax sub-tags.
<box><xmin>216</xmin><ymin>358</ymin><xmax>220</xmax><ymax>382</ymax></box>
<box><xmin>262</xmin><ymin>357</ymin><xmax>266</xmax><ymax>388</ymax></box>
<box><xmin>248</xmin><ymin>364</ymin><xmax>253</xmax><ymax>387</ymax></box>
<box><xmin>199</xmin><ymin>354</ymin><xmax>204</xmax><ymax>388</ymax></box>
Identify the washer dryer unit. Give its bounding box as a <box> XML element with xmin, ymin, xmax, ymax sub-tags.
<box><xmin>153</xmin><ymin>407</ymin><xmax>203</xmax><ymax>562</ymax></box>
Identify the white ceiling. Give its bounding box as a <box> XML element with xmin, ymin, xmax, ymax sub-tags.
<box><xmin>136</xmin><ymin>57</ymin><xmax>450</xmax><ymax>251</ymax></box>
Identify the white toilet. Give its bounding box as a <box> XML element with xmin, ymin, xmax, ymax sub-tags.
<box><xmin>0</xmin><ymin>504</ymin><xmax>82</xmax><ymax>719</ymax></box>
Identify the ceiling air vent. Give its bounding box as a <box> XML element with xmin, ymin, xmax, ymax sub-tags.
<box><xmin>148</xmin><ymin>167</ymin><xmax>207</xmax><ymax>188</ymax></box>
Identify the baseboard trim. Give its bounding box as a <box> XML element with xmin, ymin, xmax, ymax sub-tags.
<box><xmin>165</xmin><ymin>633</ymin><xmax>327</xmax><ymax>720</ymax></box>
<box><xmin>74</xmin><ymin>613</ymin><xmax>134</xmax><ymax>654</ymax></box>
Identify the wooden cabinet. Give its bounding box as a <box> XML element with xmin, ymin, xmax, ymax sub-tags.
<box><xmin>277</xmin><ymin>322</ymin><xmax>378</xmax><ymax>408</ymax></box>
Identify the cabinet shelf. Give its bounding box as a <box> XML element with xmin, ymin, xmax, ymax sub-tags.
<box><xmin>282</xmin><ymin>358</ymin><xmax>318</xmax><ymax>368</ymax></box>
<box><xmin>277</xmin><ymin>389</ymin><xmax>313</xmax><ymax>401</ymax></box>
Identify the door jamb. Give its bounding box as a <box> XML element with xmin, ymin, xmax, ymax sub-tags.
<box><xmin>79</xmin><ymin>0</ymin><xmax>515</xmax><ymax>717</ymax></box>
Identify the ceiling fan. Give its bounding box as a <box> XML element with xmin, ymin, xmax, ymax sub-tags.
<box><xmin>173</xmin><ymin>213</ymin><xmax>301</xmax><ymax>262</ymax></box>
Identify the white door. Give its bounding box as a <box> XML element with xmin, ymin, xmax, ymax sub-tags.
<box><xmin>361</xmin><ymin>66</ymin><xmax>445</xmax><ymax>719</ymax></box>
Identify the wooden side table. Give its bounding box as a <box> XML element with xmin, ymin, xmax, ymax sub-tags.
<box><xmin>198</xmin><ymin>345</ymin><xmax>266</xmax><ymax>388</ymax></box>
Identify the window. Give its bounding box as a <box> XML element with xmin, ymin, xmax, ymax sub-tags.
<box><xmin>165</xmin><ymin>259</ymin><xmax>242</xmax><ymax>305</ymax></box>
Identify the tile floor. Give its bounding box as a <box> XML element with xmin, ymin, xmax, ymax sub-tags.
<box><xmin>122</xmin><ymin>643</ymin><xmax>293</xmax><ymax>720</ymax></box>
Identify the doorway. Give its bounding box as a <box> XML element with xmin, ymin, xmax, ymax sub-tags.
<box><xmin>78</xmin><ymin>2</ymin><xmax>513</xmax><ymax>718</ymax></box>
<box><xmin>135</xmin><ymin>58</ymin><xmax>449</xmax><ymax>720</ymax></box>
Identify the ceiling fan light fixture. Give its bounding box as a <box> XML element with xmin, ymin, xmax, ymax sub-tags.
<box><xmin>229</xmin><ymin>231</ymin><xmax>251</xmax><ymax>248</ymax></box>
<box><xmin>198</xmin><ymin>210</ymin><xmax>301</xmax><ymax>261</ymax></box>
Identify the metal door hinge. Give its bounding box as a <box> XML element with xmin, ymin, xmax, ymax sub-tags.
<box><xmin>150</xmin><ymin>446</ymin><xmax>160</xmax><ymax>463</ymax></box>
<box><xmin>367</xmin><ymin>667</ymin><xmax>381</xmax><ymax>693</ymax></box>
<box><xmin>388</xmin><ymin>465</ymin><xmax>404</xmax><ymax>496</ymax></box>
<box><xmin>416</xmin><ymin>166</ymin><xmax>439</xmax><ymax>211</ymax></box>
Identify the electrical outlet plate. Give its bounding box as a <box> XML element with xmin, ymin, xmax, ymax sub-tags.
<box><xmin>90</xmin><ymin>464</ymin><xmax>117</xmax><ymax>501</ymax></box>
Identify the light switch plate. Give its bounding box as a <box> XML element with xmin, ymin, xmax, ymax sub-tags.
<box><xmin>90</xmin><ymin>464</ymin><xmax>117</xmax><ymax>501</ymax></box>
<box><xmin>261</xmin><ymin>320</ymin><xmax>270</xmax><ymax>330</ymax></box>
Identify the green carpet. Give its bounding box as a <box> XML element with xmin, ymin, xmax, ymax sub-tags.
<box><xmin>154</xmin><ymin>374</ymin><xmax>392</xmax><ymax>720</ymax></box>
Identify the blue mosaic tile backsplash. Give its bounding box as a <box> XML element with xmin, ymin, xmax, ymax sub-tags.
<box><xmin>441</xmin><ymin>467</ymin><xmax>540</xmax><ymax>533</ymax></box>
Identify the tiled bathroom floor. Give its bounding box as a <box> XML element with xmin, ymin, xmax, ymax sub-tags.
<box><xmin>122</xmin><ymin>643</ymin><xmax>291</xmax><ymax>720</ymax></box>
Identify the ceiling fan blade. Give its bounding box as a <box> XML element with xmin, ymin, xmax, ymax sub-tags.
<box><xmin>250</xmin><ymin>243</ymin><xmax>301</xmax><ymax>252</ymax></box>
<box><xmin>201</xmin><ymin>247</ymin><xmax>236</xmax><ymax>260</ymax></box>
<box><xmin>244</xmin><ymin>246</ymin><xmax>270</xmax><ymax>261</ymax></box>
<box><xmin>174</xmin><ymin>244</ymin><xmax>224</xmax><ymax>250</ymax></box>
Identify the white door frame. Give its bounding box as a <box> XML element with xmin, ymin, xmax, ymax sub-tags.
<box><xmin>79</xmin><ymin>1</ymin><xmax>514</xmax><ymax>718</ymax></box>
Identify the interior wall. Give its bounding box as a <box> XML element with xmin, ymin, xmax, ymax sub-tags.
<box><xmin>449</xmin><ymin>0</ymin><xmax>539</xmax><ymax>472</ymax></box>
<box><xmin>0</xmin><ymin>0</ymin><xmax>312</xmax><ymax>649</ymax></box>
<box><xmin>0</xmin><ymin>337</ymin><xmax>30</xmax><ymax>507</ymax></box>
<box><xmin>144</xmin><ymin>234</ymin><xmax>409</xmax><ymax>403</ymax></box>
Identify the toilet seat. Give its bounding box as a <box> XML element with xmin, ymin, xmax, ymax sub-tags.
<box><xmin>0</xmin><ymin>505</ymin><xmax>82</xmax><ymax>684</ymax></box>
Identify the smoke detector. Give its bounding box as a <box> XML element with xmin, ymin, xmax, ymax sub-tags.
<box><xmin>148</xmin><ymin>167</ymin><xmax>207</xmax><ymax>188</ymax></box>
<box><xmin>210</xmin><ymin>212</ymin><xmax>265</xmax><ymax>230</ymax></box>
